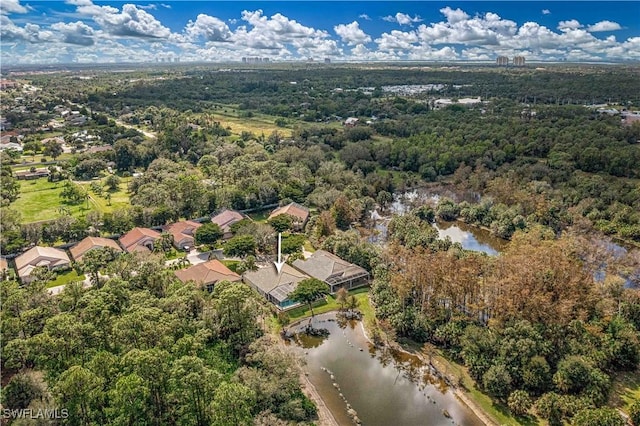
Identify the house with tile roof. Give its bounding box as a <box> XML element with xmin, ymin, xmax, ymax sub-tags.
<box><xmin>292</xmin><ymin>250</ymin><xmax>370</xmax><ymax>293</ymax></box>
<box><xmin>211</xmin><ymin>209</ymin><xmax>247</xmax><ymax>239</ymax></box>
<box><xmin>69</xmin><ymin>236</ymin><xmax>123</xmax><ymax>262</ymax></box>
<box><xmin>174</xmin><ymin>259</ymin><xmax>241</xmax><ymax>292</ymax></box>
<box><xmin>118</xmin><ymin>227</ymin><xmax>161</xmax><ymax>253</ymax></box>
<box><xmin>162</xmin><ymin>220</ymin><xmax>202</xmax><ymax>250</ymax></box>
<box><xmin>15</xmin><ymin>246</ymin><xmax>71</xmax><ymax>284</ymax></box>
<box><xmin>268</xmin><ymin>202</ymin><xmax>310</xmax><ymax>231</ymax></box>
<box><xmin>243</xmin><ymin>263</ymin><xmax>310</xmax><ymax>309</ymax></box>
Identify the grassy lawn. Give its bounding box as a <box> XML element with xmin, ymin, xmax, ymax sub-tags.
<box><xmin>247</xmin><ymin>209</ymin><xmax>272</xmax><ymax>223</ymax></box>
<box><xmin>206</xmin><ymin>108</ymin><xmax>294</xmax><ymax>138</ymax></box>
<box><xmin>13</xmin><ymin>176</ymin><xmax>132</xmax><ymax>223</ymax></box>
<box><xmin>221</xmin><ymin>260</ymin><xmax>241</xmax><ymax>273</ymax></box>
<box><xmin>47</xmin><ymin>269</ymin><xmax>86</xmax><ymax>288</ymax></box>
<box><xmin>13</xmin><ymin>178</ymin><xmax>92</xmax><ymax>222</ymax></box>
<box><xmin>164</xmin><ymin>249</ymin><xmax>187</xmax><ymax>261</ymax></box>
<box><xmin>609</xmin><ymin>370</ymin><xmax>640</xmax><ymax>414</ymax></box>
<box><xmin>79</xmin><ymin>176</ymin><xmax>132</xmax><ymax>214</ymax></box>
<box><xmin>287</xmin><ymin>286</ymin><xmax>371</xmax><ymax>322</ymax></box>
<box><xmin>303</xmin><ymin>239</ymin><xmax>316</xmax><ymax>253</ymax></box>
<box><xmin>12</xmin><ymin>153</ymin><xmax>73</xmax><ymax>167</ymax></box>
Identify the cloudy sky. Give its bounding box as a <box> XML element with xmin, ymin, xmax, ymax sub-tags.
<box><xmin>1</xmin><ymin>1</ymin><xmax>639</xmax><ymax>64</ymax></box>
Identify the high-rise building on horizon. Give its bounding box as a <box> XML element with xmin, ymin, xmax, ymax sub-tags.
<box><xmin>496</xmin><ymin>56</ymin><xmax>509</xmax><ymax>66</ymax></box>
<box><xmin>513</xmin><ymin>56</ymin><xmax>526</xmax><ymax>66</ymax></box>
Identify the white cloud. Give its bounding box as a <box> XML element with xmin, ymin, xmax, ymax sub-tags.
<box><xmin>230</xmin><ymin>10</ymin><xmax>329</xmax><ymax>51</ymax></box>
<box><xmin>185</xmin><ymin>14</ymin><xmax>232</xmax><ymax>42</ymax></box>
<box><xmin>416</xmin><ymin>11</ymin><xmax>515</xmax><ymax>46</ymax></box>
<box><xmin>359</xmin><ymin>14</ymin><xmax>371</xmax><ymax>21</ymax></box>
<box><xmin>440</xmin><ymin>7</ymin><xmax>469</xmax><ymax>25</ymax></box>
<box><xmin>74</xmin><ymin>1</ymin><xmax>171</xmax><ymax>38</ymax></box>
<box><xmin>137</xmin><ymin>4</ymin><xmax>156</xmax><ymax>10</ymax></box>
<box><xmin>1</xmin><ymin>0</ymin><xmax>28</xmax><ymax>15</ymax></box>
<box><xmin>51</xmin><ymin>21</ymin><xmax>95</xmax><ymax>46</ymax></box>
<box><xmin>542</xmin><ymin>9</ymin><xmax>551</xmax><ymax>15</ymax></box>
<box><xmin>558</xmin><ymin>20</ymin><xmax>583</xmax><ymax>31</ymax></box>
<box><xmin>1</xmin><ymin>4</ymin><xmax>638</xmax><ymax>64</ymax></box>
<box><xmin>334</xmin><ymin>21</ymin><xmax>371</xmax><ymax>46</ymax></box>
<box><xmin>383</xmin><ymin>13</ymin><xmax>422</xmax><ymax>26</ymax></box>
<box><xmin>587</xmin><ymin>20</ymin><xmax>622</xmax><ymax>32</ymax></box>
<box><xmin>375</xmin><ymin>29</ymin><xmax>419</xmax><ymax>51</ymax></box>
<box><xmin>0</xmin><ymin>16</ymin><xmax>55</xmax><ymax>43</ymax></box>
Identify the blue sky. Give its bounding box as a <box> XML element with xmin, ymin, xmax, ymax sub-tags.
<box><xmin>2</xmin><ymin>1</ymin><xmax>639</xmax><ymax>64</ymax></box>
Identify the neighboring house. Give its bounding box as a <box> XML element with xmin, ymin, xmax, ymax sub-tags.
<box><xmin>14</xmin><ymin>168</ymin><xmax>50</xmax><ymax>180</ymax></box>
<box><xmin>292</xmin><ymin>250</ymin><xmax>370</xmax><ymax>293</ymax></box>
<box><xmin>243</xmin><ymin>263</ymin><xmax>310</xmax><ymax>310</ymax></box>
<box><xmin>118</xmin><ymin>227</ymin><xmax>161</xmax><ymax>253</ymax></box>
<box><xmin>174</xmin><ymin>259</ymin><xmax>241</xmax><ymax>292</ymax></box>
<box><xmin>211</xmin><ymin>209</ymin><xmax>246</xmax><ymax>239</ymax></box>
<box><xmin>15</xmin><ymin>246</ymin><xmax>71</xmax><ymax>284</ymax></box>
<box><xmin>69</xmin><ymin>236</ymin><xmax>123</xmax><ymax>262</ymax></box>
<box><xmin>344</xmin><ymin>117</ymin><xmax>359</xmax><ymax>127</ymax></box>
<box><xmin>268</xmin><ymin>202</ymin><xmax>310</xmax><ymax>231</ymax></box>
<box><xmin>0</xmin><ymin>142</ymin><xmax>23</xmax><ymax>152</ymax></box>
<box><xmin>163</xmin><ymin>220</ymin><xmax>202</xmax><ymax>250</ymax></box>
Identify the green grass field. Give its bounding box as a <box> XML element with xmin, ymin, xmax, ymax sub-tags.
<box><xmin>206</xmin><ymin>108</ymin><xmax>295</xmax><ymax>138</ymax></box>
<box><xmin>47</xmin><ymin>269</ymin><xmax>86</xmax><ymax>288</ymax></box>
<box><xmin>13</xmin><ymin>178</ymin><xmax>91</xmax><ymax>222</ymax></box>
<box><xmin>12</xmin><ymin>176</ymin><xmax>132</xmax><ymax>223</ymax></box>
<box><xmin>287</xmin><ymin>286</ymin><xmax>371</xmax><ymax>321</ymax></box>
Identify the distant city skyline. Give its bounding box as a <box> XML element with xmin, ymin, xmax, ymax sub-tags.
<box><xmin>1</xmin><ymin>1</ymin><xmax>639</xmax><ymax>64</ymax></box>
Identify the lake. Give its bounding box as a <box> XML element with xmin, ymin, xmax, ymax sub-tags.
<box><xmin>288</xmin><ymin>313</ymin><xmax>483</xmax><ymax>426</ymax></box>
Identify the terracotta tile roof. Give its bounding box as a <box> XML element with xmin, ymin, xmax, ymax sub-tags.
<box><xmin>162</xmin><ymin>220</ymin><xmax>202</xmax><ymax>245</ymax></box>
<box><xmin>69</xmin><ymin>236</ymin><xmax>122</xmax><ymax>261</ymax></box>
<box><xmin>211</xmin><ymin>209</ymin><xmax>246</xmax><ymax>233</ymax></box>
<box><xmin>15</xmin><ymin>246</ymin><xmax>70</xmax><ymax>278</ymax></box>
<box><xmin>118</xmin><ymin>227</ymin><xmax>161</xmax><ymax>253</ymax></box>
<box><xmin>268</xmin><ymin>202</ymin><xmax>310</xmax><ymax>222</ymax></box>
<box><xmin>0</xmin><ymin>257</ymin><xmax>8</xmax><ymax>272</ymax></box>
<box><xmin>174</xmin><ymin>259</ymin><xmax>241</xmax><ymax>286</ymax></box>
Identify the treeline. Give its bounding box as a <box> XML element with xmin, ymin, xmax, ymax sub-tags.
<box><xmin>52</xmin><ymin>65</ymin><xmax>640</xmax><ymax>117</ymax></box>
<box><xmin>1</xmin><ymin>253</ymin><xmax>317</xmax><ymax>425</ymax></box>
<box><xmin>371</xmin><ymin>221</ymin><xmax>640</xmax><ymax>424</ymax></box>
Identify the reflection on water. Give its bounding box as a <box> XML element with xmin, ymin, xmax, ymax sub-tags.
<box><xmin>289</xmin><ymin>313</ymin><xmax>483</xmax><ymax>426</ymax></box>
<box><xmin>434</xmin><ymin>219</ymin><xmax>507</xmax><ymax>256</ymax></box>
<box><xmin>369</xmin><ymin>189</ymin><xmax>508</xmax><ymax>255</ymax></box>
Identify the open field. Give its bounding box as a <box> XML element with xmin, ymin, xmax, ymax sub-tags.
<box><xmin>209</xmin><ymin>107</ymin><xmax>295</xmax><ymax>138</ymax></box>
<box><xmin>12</xmin><ymin>176</ymin><xmax>132</xmax><ymax>223</ymax></box>
<box><xmin>13</xmin><ymin>178</ymin><xmax>92</xmax><ymax>222</ymax></box>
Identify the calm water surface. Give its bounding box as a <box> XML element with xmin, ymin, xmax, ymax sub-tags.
<box><xmin>289</xmin><ymin>313</ymin><xmax>483</xmax><ymax>426</ymax></box>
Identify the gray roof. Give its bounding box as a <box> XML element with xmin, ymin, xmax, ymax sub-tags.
<box><xmin>292</xmin><ymin>250</ymin><xmax>369</xmax><ymax>283</ymax></box>
<box><xmin>243</xmin><ymin>263</ymin><xmax>309</xmax><ymax>295</ymax></box>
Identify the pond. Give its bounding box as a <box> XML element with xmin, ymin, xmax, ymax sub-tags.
<box><xmin>433</xmin><ymin>219</ymin><xmax>508</xmax><ymax>256</ymax></box>
<box><xmin>367</xmin><ymin>188</ymin><xmax>508</xmax><ymax>255</ymax></box>
<box><xmin>288</xmin><ymin>313</ymin><xmax>483</xmax><ymax>426</ymax></box>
